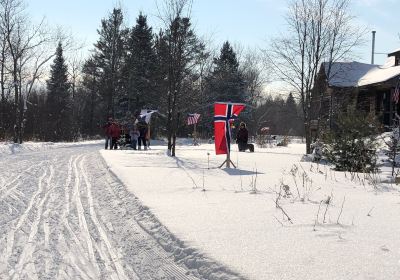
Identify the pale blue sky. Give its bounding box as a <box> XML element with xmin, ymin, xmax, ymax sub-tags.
<box><xmin>27</xmin><ymin>0</ymin><xmax>399</xmax><ymax>65</ymax></box>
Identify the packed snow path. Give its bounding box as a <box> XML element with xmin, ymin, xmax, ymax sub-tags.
<box><xmin>0</xmin><ymin>144</ymin><xmax>204</xmax><ymax>280</ymax></box>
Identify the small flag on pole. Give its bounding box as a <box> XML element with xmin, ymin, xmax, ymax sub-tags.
<box><xmin>393</xmin><ymin>77</ymin><xmax>400</xmax><ymax>104</ymax></box>
<box><xmin>187</xmin><ymin>113</ymin><xmax>200</xmax><ymax>125</ymax></box>
<box><xmin>139</xmin><ymin>109</ymin><xmax>158</xmax><ymax>123</ymax></box>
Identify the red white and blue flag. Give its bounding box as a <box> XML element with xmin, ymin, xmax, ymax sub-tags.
<box><xmin>187</xmin><ymin>113</ymin><xmax>201</xmax><ymax>125</ymax></box>
<box><xmin>214</xmin><ymin>102</ymin><xmax>245</xmax><ymax>155</ymax></box>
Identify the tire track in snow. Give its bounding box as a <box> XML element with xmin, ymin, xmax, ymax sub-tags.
<box><xmin>37</xmin><ymin>154</ymin><xmax>81</xmax><ymax>279</ymax></box>
<box><xmin>0</xmin><ymin>162</ymin><xmax>45</xmax><ymax>199</ymax></box>
<box><xmin>2</xmin><ymin>166</ymin><xmax>49</xmax><ymax>268</ymax></box>
<box><xmin>80</xmin><ymin>155</ymin><xmax>135</xmax><ymax>280</ymax></box>
<box><xmin>0</xmin><ymin>159</ymin><xmax>35</xmax><ymax>189</ymax></box>
<box><xmin>11</xmin><ymin>165</ymin><xmax>55</xmax><ymax>280</ymax></box>
<box><xmin>55</xmin><ymin>154</ymin><xmax>104</xmax><ymax>279</ymax></box>
<box><xmin>70</xmin><ymin>153</ymin><xmax>101</xmax><ymax>278</ymax></box>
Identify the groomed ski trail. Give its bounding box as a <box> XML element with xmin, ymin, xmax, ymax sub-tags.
<box><xmin>0</xmin><ymin>145</ymin><xmax>208</xmax><ymax>280</ymax></box>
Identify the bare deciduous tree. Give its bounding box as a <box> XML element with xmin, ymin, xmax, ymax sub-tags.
<box><xmin>0</xmin><ymin>0</ymin><xmax>69</xmax><ymax>143</ymax></box>
<box><xmin>265</xmin><ymin>0</ymin><xmax>365</xmax><ymax>153</ymax></box>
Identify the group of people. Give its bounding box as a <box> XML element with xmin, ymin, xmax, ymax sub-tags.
<box><xmin>104</xmin><ymin>117</ymin><xmax>254</xmax><ymax>152</ymax></box>
<box><xmin>103</xmin><ymin>117</ymin><xmax>150</xmax><ymax>150</ymax></box>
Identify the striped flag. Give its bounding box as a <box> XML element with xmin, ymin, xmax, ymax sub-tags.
<box><xmin>187</xmin><ymin>113</ymin><xmax>200</xmax><ymax>125</ymax></box>
<box><xmin>214</xmin><ymin>103</ymin><xmax>245</xmax><ymax>155</ymax></box>
<box><xmin>394</xmin><ymin>77</ymin><xmax>400</xmax><ymax>104</ymax></box>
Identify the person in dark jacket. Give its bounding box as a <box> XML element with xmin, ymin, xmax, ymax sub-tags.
<box><xmin>103</xmin><ymin>117</ymin><xmax>113</xmax><ymax>149</ymax></box>
<box><xmin>109</xmin><ymin>121</ymin><xmax>121</xmax><ymax>150</ymax></box>
<box><xmin>236</xmin><ymin>122</ymin><xmax>249</xmax><ymax>152</ymax></box>
<box><xmin>137</xmin><ymin>120</ymin><xmax>148</xmax><ymax>150</ymax></box>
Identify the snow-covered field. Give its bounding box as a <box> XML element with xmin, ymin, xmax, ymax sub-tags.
<box><xmin>101</xmin><ymin>141</ymin><xmax>400</xmax><ymax>280</ymax></box>
<box><xmin>1</xmin><ymin>139</ymin><xmax>399</xmax><ymax>280</ymax></box>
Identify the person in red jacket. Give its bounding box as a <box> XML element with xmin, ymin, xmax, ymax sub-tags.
<box><xmin>109</xmin><ymin>121</ymin><xmax>121</xmax><ymax>150</ymax></box>
<box><xmin>103</xmin><ymin>117</ymin><xmax>113</xmax><ymax>149</ymax></box>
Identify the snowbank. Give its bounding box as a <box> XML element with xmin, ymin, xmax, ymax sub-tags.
<box><xmin>0</xmin><ymin>140</ymin><xmax>102</xmax><ymax>156</ymax></box>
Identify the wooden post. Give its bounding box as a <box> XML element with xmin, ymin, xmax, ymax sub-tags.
<box><xmin>193</xmin><ymin>123</ymin><xmax>197</xmax><ymax>145</ymax></box>
<box><xmin>218</xmin><ymin>150</ymin><xmax>236</xmax><ymax>169</ymax></box>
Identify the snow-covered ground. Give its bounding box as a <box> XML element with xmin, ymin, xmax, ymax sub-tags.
<box><xmin>101</xmin><ymin>141</ymin><xmax>400</xmax><ymax>280</ymax></box>
<box><xmin>0</xmin><ymin>140</ymin><xmax>102</xmax><ymax>155</ymax></box>
<box><xmin>1</xmin><ymin>139</ymin><xmax>399</xmax><ymax>280</ymax></box>
<box><xmin>1</xmin><ymin>142</ymin><xmax>235</xmax><ymax>280</ymax></box>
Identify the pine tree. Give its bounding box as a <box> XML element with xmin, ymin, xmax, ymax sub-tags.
<box><xmin>323</xmin><ymin>108</ymin><xmax>379</xmax><ymax>172</ymax></box>
<box><xmin>46</xmin><ymin>42</ymin><xmax>71</xmax><ymax>141</ymax></box>
<box><xmin>92</xmin><ymin>8</ymin><xmax>127</xmax><ymax>118</ymax></box>
<box><xmin>154</xmin><ymin>30</ymin><xmax>169</xmax><ymax>107</ymax></box>
<box><xmin>206</xmin><ymin>41</ymin><xmax>245</xmax><ymax>103</ymax></box>
<box><xmin>124</xmin><ymin>13</ymin><xmax>157</xmax><ymax>112</ymax></box>
<box><xmin>158</xmin><ymin>16</ymin><xmax>205</xmax><ymax>155</ymax></box>
<box><xmin>283</xmin><ymin>92</ymin><xmax>300</xmax><ymax>135</ymax></box>
<box><xmin>80</xmin><ymin>58</ymin><xmax>102</xmax><ymax>136</ymax></box>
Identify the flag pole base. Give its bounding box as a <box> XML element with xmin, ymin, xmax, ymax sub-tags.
<box><xmin>218</xmin><ymin>156</ymin><xmax>237</xmax><ymax>169</ymax></box>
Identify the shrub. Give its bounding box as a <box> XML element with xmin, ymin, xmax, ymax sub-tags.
<box><xmin>322</xmin><ymin>108</ymin><xmax>379</xmax><ymax>172</ymax></box>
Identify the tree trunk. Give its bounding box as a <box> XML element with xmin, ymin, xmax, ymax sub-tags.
<box><xmin>305</xmin><ymin>122</ymin><xmax>312</xmax><ymax>154</ymax></box>
<box><xmin>13</xmin><ymin>60</ymin><xmax>20</xmax><ymax>143</ymax></box>
<box><xmin>172</xmin><ymin>111</ymin><xmax>180</xmax><ymax>157</ymax></box>
<box><xmin>0</xmin><ymin>48</ymin><xmax>5</xmax><ymax>139</ymax></box>
<box><xmin>167</xmin><ymin>90</ymin><xmax>173</xmax><ymax>152</ymax></box>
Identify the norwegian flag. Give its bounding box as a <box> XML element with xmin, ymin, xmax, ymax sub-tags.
<box><xmin>187</xmin><ymin>113</ymin><xmax>201</xmax><ymax>125</ymax></box>
<box><xmin>214</xmin><ymin>102</ymin><xmax>245</xmax><ymax>155</ymax></box>
<box><xmin>393</xmin><ymin>77</ymin><xmax>400</xmax><ymax>104</ymax></box>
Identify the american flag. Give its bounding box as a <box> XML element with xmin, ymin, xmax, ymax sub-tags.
<box><xmin>187</xmin><ymin>113</ymin><xmax>200</xmax><ymax>125</ymax></box>
<box><xmin>394</xmin><ymin>77</ymin><xmax>400</xmax><ymax>104</ymax></box>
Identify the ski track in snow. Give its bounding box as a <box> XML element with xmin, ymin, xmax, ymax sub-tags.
<box><xmin>0</xmin><ymin>144</ymin><xmax>218</xmax><ymax>280</ymax></box>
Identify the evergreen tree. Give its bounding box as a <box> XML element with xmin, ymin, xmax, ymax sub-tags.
<box><xmin>206</xmin><ymin>41</ymin><xmax>245</xmax><ymax>103</ymax></box>
<box><xmin>124</xmin><ymin>13</ymin><xmax>157</xmax><ymax>112</ymax></box>
<box><xmin>283</xmin><ymin>92</ymin><xmax>300</xmax><ymax>135</ymax></box>
<box><xmin>46</xmin><ymin>42</ymin><xmax>71</xmax><ymax>141</ymax></box>
<box><xmin>254</xmin><ymin>94</ymin><xmax>305</xmax><ymax>137</ymax></box>
<box><xmin>323</xmin><ymin>108</ymin><xmax>379</xmax><ymax>172</ymax></box>
<box><xmin>92</xmin><ymin>8</ymin><xmax>127</xmax><ymax>118</ymax></box>
<box><xmin>158</xmin><ymin>16</ymin><xmax>205</xmax><ymax>155</ymax></box>
<box><xmin>154</xmin><ymin>30</ymin><xmax>169</xmax><ymax>108</ymax></box>
<box><xmin>79</xmin><ymin>58</ymin><xmax>102</xmax><ymax>136</ymax></box>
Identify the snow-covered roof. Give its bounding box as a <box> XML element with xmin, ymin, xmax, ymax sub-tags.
<box><xmin>388</xmin><ymin>48</ymin><xmax>400</xmax><ymax>56</ymax></box>
<box><xmin>325</xmin><ymin>56</ymin><xmax>400</xmax><ymax>88</ymax></box>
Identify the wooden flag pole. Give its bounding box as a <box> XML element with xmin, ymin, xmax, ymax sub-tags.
<box><xmin>193</xmin><ymin>123</ymin><xmax>198</xmax><ymax>145</ymax></box>
<box><xmin>218</xmin><ymin>151</ymin><xmax>236</xmax><ymax>169</ymax></box>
